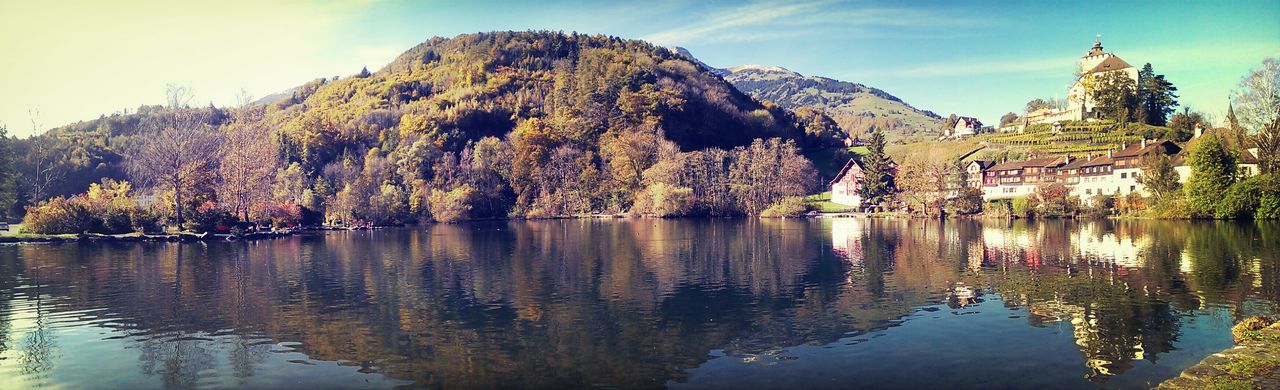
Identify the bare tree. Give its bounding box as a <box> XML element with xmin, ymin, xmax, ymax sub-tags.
<box><xmin>1233</xmin><ymin>57</ymin><xmax>1280</xmax><ymax>173</ymax></box>
<box><xmin>128</xmin><ymin>110</ymin><xmax>221</xmax><ymax>227</ymax></box>
<box><xmin>217</xmin><ymin>120</ymin><xmax>277</xmax><ymax>222</ymax></box>
<box><xmin>166</xmin><ymin>83</ymin><xmax>195</xmax><ymax>109</ymax></box>
<box><xmin>26</xmin><ymin>109</ymin><xmax>64</xmax><ymax>203</ymax></box>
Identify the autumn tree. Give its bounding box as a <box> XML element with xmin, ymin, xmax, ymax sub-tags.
<box><xmin>217</xmin><ymin>116</ymin><xmax>278</xmax><ymax>221</ymax></box>
<box><xmin>1138</xmin><ymin>154</ymin><xmax>1180</xmax><ymax>203</ymax></box>
<box><xmin>896</xmin><ymin>156</ymin><xmax>948</xmax><ymax>217</ymax></box>
<box><xmin>127</xmin><ymin>110</ymin><xmax>222</xmax><ymax>227</ymax></box>
<box><xmin>728</xmin><ymin>138</ymin><xmax>816</xmax><ymax>215</ymax></box>
<box><xmin>1233</xmin><ymin>57</ymin><xmax>1280</xmax><ymax>173</ymax></box>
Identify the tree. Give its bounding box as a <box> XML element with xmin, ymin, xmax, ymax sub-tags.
<box><xmin>1031</xmin><ymin>183</ymin><xmax>1077</xmax><ymax>218</ymax></box>
<box><xmin>1167</xmin><ymin>108</ymin><xmax>1205</xmax><ymax>142</ymax></box>
<box><xmin>857</xmin><ymin>130</ymin><xmax>896</xmax><ymax>208</ymax></box>
<box><xmin>1137</xmin><ymin>63</ymin><xmax>1178</xmax><ymax>126</ymax></box>
<box><xmin>1091</xmin><ymin>71</ymin><xmax>1139</xmax><ymax>122</ymax></box>
<box><xmin>999</xmin><ymin>112</ymin><xmax>1019</xmax><ymax>126</ymax></box>
<box><xmin>944</xmin><ymin>114</ymin><xmax>959</xmax><ymax>130</ymax></box>
<box><xmin>127</xmin><ymin>111</ymin><xmax>221</xmax><ymax>227</ymax></box>
<box><xmin>896</xmin><ymin>156</ymin><xmax>948</xmax><ymax>217</ymax></box>
<box><xmin>727</xmin><ymin>138</ymin><xmax>816</xmax><ymax>215</ymax></box>
<box><xmin>0</xmin><ymin>125</ymin><xmax>16</xmax><ymax>218</ymax></box>
<box><xmin>1233</xmin><ymin>57</ymin><xmax>1280</xmax><ymax>174</ymax></box>
<box><xmin>1184</xmin><ymin>134</ymin><xmax>1237</xmax><ymax>215</ymax></box>
<box><xmin>1139</xmin><ymin>154</ymin><xmax>1180</xmax><ymax>203</ymax></box>
<box><xmin>1024</xmin><ymin>99</ymin><xmax>1055</xmax><ymax>113</ymax></box>
<box><xmin>24</xmin><ymin>110</ymin><xmax>64</xmax><ymax>204</ymax></box>
<box><xmin>218</xmin><ymin>120</ymin><xmax>277</xmax><ymax>221</ymax></box>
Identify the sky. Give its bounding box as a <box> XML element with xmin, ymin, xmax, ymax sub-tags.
<box><xmin>2</xmin><ymin>0</ymin><xmax>1278</xmax><ymax>137</ymax></box>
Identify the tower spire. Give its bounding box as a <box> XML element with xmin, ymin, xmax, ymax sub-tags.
<box><xmin>1088</xmin><ymin>34</ymin><xmax>1104</xmax><ymax>56</ymax></box>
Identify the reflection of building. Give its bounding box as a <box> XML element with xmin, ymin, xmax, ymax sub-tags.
<box><xmin>829</xmin><ymin>218</ymin><xmax>864</xmax><ymax>263</ymax></box>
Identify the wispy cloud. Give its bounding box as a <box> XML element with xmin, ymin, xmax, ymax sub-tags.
<box><xmin>642</xmin><ymin>1</ymin><xmax>829</xmax><ymax>45</ymax></box>
<box><xmin>641</xmin><ymin>0</ymin><xmax>972</xmax><ymax>45</ymax></box>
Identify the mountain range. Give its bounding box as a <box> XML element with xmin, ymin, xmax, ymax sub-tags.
<box><xmin>672</xmin><ymin>47</ymin><xmax>942</xmax><ymax>139</ymax></box>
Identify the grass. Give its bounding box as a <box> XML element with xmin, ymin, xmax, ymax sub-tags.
<box><xmin>804</xmin><ymin>191</ymin><xmax>856</xmax><ymax>213</ymax></box>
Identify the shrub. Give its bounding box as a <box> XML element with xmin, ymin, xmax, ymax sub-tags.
<box><xmin>21</xmin><ymin>197</ymin><xmax>93</xmax><ymax>234</ymax></box>
<box><xmin>984</xmin><ymin>199</ymin><xmax>1012</xmax><ymax>219</ymax></box>
<box><xmin>1216</xmin><ymin>174</ymin><xmax>1280</xmax><ymax>219</ymax></box>
<box><xmin>1011</xmin><ymin>197</ymin><xmax>1034</xmax><ymax>218</ymax></box>
<box><xmin>184</xmin><ymin>200</ymin><xmax>236</xmax><ymax>232</ymax></box>
<box><xmin>1031</xmin><ymin>183</ymin><xmax>1077</xmax><ymax>218</ymax></box>
<box><xmin>429</xmin><ymin>185</ymin><xmax>477</xmax><ymax>223</ymax></box>
<box><xmin>759</xmin><ymin>197</ymin><xmax>808</xmax><ymax>218</ymax></box>
<box><xmin>946</xmin><ymin>187</ymin><xmax>984</xmax><ymax>216</ymax></box>
<box><xmin>630</xmin><ymin>183</ymin><xmax>694</xmax><ymax>218</ymax></box>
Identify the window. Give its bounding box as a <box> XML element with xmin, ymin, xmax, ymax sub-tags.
<box><xmin>1120</xmin><ymin>173</ymin><xmax>1127</xmax><ymax>179</ymax></box>
<box><xmin>1130</xmin><ymin>185</ymin><xmax>1136</xmax><ymax>192</ymax></box>
<box><xmin>1086</xmin><ymin>189</ymin><xmax>1092</xmax><ymax>195</ymax></box>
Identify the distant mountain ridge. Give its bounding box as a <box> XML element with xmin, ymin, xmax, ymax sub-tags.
<box><xmin>720</xmin><ymin>64</ymin><xmax>941</xmax><ymax>138</ymax></box>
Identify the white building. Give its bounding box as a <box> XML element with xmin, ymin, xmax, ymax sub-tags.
<box><xmin>829</xmin><ymin>159</ymin><xmax>865</xmax><ymax>207</ymax></box>
<box><xmin>1067</xmin><ymin>37</ymin><xmax>1139</xmax><ymax>118</ymax></box>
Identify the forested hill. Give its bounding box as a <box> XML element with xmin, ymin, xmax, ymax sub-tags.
<box><xmin>7</xmin><ymin>31</ymin><xmax>838</xmax><ymax>221</ymax></box>
<box><xmin>720</xmin><ymin>65</ymin><xmax>942</xmax><ymax>138</ymax></box>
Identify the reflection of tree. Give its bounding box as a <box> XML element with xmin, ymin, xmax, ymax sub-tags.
<box><xmin>4</xmin><ymin>219</ymin><xmax>1279</xmax><ymax>388</ymax></box>
<box><xmin>19</xmin><ymin>265</ymin><xmax>60</xmax><ymax>378</ymax></box>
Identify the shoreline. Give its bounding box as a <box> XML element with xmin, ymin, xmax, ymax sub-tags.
<box><xmin>1157</xmin><ymin>317</ymin><xmax>1280</xmax><ymax>389</ymax></box>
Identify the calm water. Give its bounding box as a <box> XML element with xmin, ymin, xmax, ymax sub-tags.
<box><xmin>1</xmin><ymin>219</ymin><xmax>1278</xmax><ymax>389</ymax></box>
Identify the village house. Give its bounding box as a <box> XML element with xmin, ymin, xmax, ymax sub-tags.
<box><xmin>1109</xmin><ymin>140</ymin><xmax>1181</xmax><ymax>196</ymax></box>
<box><xmin>981</xmin><ymin>156</ymin><xmax>1068</xmax><ymax>200</ymax></box>
<box><xmin>829</xmin><ymin>158</ymin><xmax>866</xmax><ymax>207</ymax></box>
<box><xmin>966</xmin><ymin>160</ymin><xmax>995</xmax><ymax>189</ymax></box>
<box><xmin>948</xmin><ymin>116</ymin><xmax>984</xmax><ymax>138</ymax></box>
<box><xmin>1171</xmin><ymin>127</ymin><xmax>1262</xmax><ymax>182</ymax></box>
<box><xmin>1069</xmin><ymin>154</ymin><xmax>1115</xmax><ymax>200</ymax></box>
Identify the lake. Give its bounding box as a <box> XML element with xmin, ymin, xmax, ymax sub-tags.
<box><xmin>1</xmin><ymin>219</ymin><xmax>1277</xmax><ymax>389</ymax></box>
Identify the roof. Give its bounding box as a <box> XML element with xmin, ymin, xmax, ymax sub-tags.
<box><xmin>1060</xmin><ymin>157</ymin><xmax>1091</xmax><ymax>171</ymax></box>
<box><xmin>1172</xmin><ymin>129</ymin><xmax>1256</xmax><ymax>166</ymax></box>
<box><xmin>1080</xmin><ymin>155</ymin><xmax>1114</xmax><ymax>167</ymax></box>
<box><xmin>1113</xmin><ymin>140</ymin><xmax>1181</xmax><ymax>159</ymax></box>
<box><xmin>829</xmin><ymin>158</ymin><xmax>865</xmax><ymax>186</ymax></box>
<box><xmin>1086</xmin><ymin>55</ymin><xmax>1133</xmax><ymax>74</ymax></box>
<box><xmin>955</xmin><ymin>117</ymin><xmax>983</xmax><ymax>129</ymax></box>
<box><xmin>985</xmin><ymin>156</ymin><xmax>1067</xmax><ymax>172</ymax></box>
<box><xmin>967</xmin><ymin>160</ymin><xmax>995</xmax><ymax>170</ymax></box>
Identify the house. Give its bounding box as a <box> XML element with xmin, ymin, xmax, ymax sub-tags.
<box><xmin>965</xmin><ymin>160</ymin><xmax>995</xmax><ymax>189</ymax></box>
<box><xmin>981</xmin><ymin>156</ymin><xmax>1068</xmax><ymax>200</ymax></box>
<box><xmin>829</xmin><ymin>158</ymin><xmax>866</xmax><ymax>207</ymax></box>
<box><xmin>1070</xmin><ymin>154</ymin><xmax>1116</xmax><ymax>200</ymax></box>
<box><xmin>1110</xmin><ymin>140</ymin><xmax>1181</xmax><ymax>196</ymax></box>
<box><xmin>1171</xmin><ymin>127</ymin><xmax>1260</xmax><ymax>182</ymax></box>
<box><xmin>951</xmin><ymin>116</ymin><xmax>984</xmax><ymax>138</ymax></box>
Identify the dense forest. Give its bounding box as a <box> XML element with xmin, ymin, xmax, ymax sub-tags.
<box><xmin>3</xmin><ymin>31</ymin><xmax>841</xmax><ymax>232</ymax></box>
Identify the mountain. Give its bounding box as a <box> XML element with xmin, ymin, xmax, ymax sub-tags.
<box><xmin>11</xmin><ymin>31</ymin><xmax>829</xmax><ymax>219</ymax></box>
<box><xmin>719</xmin><ymin>64</ymin><xmax>942</xmax><ymax>138</ymax></box>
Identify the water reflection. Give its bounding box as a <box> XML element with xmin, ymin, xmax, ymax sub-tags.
<box><xmin>0</xmin><ymin>219</ymin><xmax>1277</xmax><ymax>389</ymax></box>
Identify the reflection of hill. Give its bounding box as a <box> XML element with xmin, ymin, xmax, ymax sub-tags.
<box><xmin>0</xmin><ymin>219</ymin><xmax>1278</xmax><ymax>387</ymax></box>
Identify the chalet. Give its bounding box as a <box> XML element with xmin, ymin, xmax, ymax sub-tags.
<box><xmin>829</xmin><ymin>158</ymin><xmax>865</xmax><ymax>207</ymax></box>
<box><xmin>981</xmin><ymin>156</ymin><xmax>1068</xmax><ymax>199</ymax></box>
<box><xmin>965</xmin><ymin>160</ymin><xmax>995</xmax><ymax>189</ymax></box>
<box><xmin>1110</xmin><ymin>140</ymin><xmax>1181</xmax><ymax>196</ymax></box>
<box><xmin>951</xmin><ymin>116</ymin><xmax>984</xmax><ymax>138</ymax></box>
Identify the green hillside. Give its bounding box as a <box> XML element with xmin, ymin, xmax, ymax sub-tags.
<box><xmin>720</xmin><ymin>65</ymin><xmax>942</xmax><ymax>139</ymax></box>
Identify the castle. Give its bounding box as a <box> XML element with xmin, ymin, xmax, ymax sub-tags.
<box><xmin>1004</xmin><ymin>37</ymin><xmax>1139</xmax><ymax>131</ymax></box>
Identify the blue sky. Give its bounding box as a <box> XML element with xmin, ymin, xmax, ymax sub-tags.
<box><xmin>2</xmin><ymin>0</ymin><xmax>1278</xmax><ymax>136</ymax></box>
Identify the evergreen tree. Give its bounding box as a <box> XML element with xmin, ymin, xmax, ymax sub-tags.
<box><xmin>1184</xmin><ymin>134</ymin><xmax>1237</xmax><ymax>216</ymax></box>
<box><xmin>1136</xmin><ymin>63</ymin><xmax>1178</xmax><ymax>126</ymax></box>
<box><xmin>0</xmin><ymin>125</ymin><xmax>17</xmax><ymax>218</ymax></box>
<box><xmin>1091</xmin><ymin>71</ymin><xmax>1139</xmax><ymax>123</ymax></box>
<box><xmin>857</xmin><ymin>129</ymin><xmax>896</xmax><ymax>208</ymax></box>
